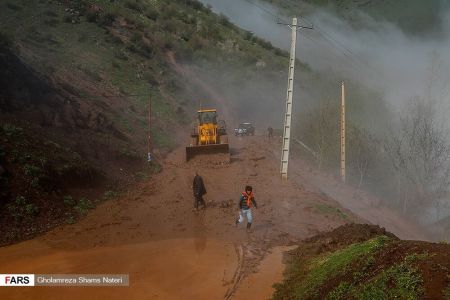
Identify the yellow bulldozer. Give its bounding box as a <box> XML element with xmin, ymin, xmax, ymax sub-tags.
<box><xmin>186</xmin><ymin>109</ymin><xmax>230</xmax><ymax>162</ymax></box>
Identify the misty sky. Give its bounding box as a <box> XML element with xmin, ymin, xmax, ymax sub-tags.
<box><xmin>199</xmin><ymin>0</ymin><xmax>450</xmax><ymax>111</ymax></box>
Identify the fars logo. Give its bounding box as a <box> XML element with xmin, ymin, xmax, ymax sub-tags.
<box><xmin>0</xmin><ymin>274</ymin><xmax>35</xmax><ymax>286</ymax></box>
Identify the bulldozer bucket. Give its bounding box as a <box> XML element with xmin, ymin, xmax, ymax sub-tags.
<box><xmin>186</xmin><ymin>144</ymin><xmax>230</xmax><ymax>163</ymax></box>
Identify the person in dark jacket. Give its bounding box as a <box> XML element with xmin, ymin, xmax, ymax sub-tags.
<box><xmin>267</xmin><ymin>126</ymin><xmax>273</xmax><ymax>140</ymax></box>
<box><xmin>193</xmin><ymin>172</ymin><xmax>206</xmax><ymax>211</ymax></box>
<box><xmin>235</xmin><ymin>185</ymin><xmax>257</xmax><ymax>230</ymax></box>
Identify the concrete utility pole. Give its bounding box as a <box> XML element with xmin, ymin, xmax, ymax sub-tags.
<box><xmin>340</xmin><ymin>81</ymin><xmax>346</xmax><ymax>183</ymax></box>
<box><xmin>280</xmin><ymin>18</ymin><xmax>312</xmax><ymax>179</ymax></box>
<box><xmin>280</xmin><ymin>17</ymin><xmax>298</xmax><ymax>180</ymax></box>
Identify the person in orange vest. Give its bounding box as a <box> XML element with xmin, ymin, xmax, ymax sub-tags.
<box><xmin>235</xmin><ymin>185</ymin><xmax>257</xmax><ymax>230</ymax></box>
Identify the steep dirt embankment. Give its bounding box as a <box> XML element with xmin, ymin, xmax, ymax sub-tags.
<box><xmin>0</xmin><ymin>38</ymin><xmax>151</xmax><ymax>245</ymax></box>
<box><xmin>272</xmin><ymin>224</ymin><xmax>450</xmax><ymax>299</ymax></box>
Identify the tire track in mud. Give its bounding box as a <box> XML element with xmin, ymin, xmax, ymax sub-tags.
<box><xmin>224</xmin><ymin>243</ymin><xmax>244</xmax><ymax>300</ymax></box>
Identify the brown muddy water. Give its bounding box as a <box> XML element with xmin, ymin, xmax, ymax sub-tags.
<box><xmin>0</xmin><ymin>238</ymin><xmax>292</xmax><ymax>299</ymax></box>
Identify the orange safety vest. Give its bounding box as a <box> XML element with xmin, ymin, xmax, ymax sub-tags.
<box><xmin>242</xmin><ymin>192</ymin><xmax>255</xmax><ymax>208</ymax></box>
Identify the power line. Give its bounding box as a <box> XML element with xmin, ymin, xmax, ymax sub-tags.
<box><xmin>242</xmin><ymin>0</ymin><xmax>290</xmax><ymax>24</ymax></box>
<box><xmin>221</xmin><ymin>0</ymin><xmax>375</xmax><ymax>76</ymax></box>
<box><xmin>301</xmin><ymin>31</ymin><xmax>372</xmax><ymax>75</ymax></box>
<box><xmin>297</xmin><ymin>15</ymin><xmax>382</xmax><ymax>77</ymax></box>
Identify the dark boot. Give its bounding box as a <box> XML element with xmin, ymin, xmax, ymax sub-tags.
<box><xmin>246</xmin><ymin>222</ymin><xmax>252</xmax><ymax>231</ymax></box>
<box><xmin>235</xmin><ymin>219</ymin><xmax>239</xmax><ymax>227</ymax></box>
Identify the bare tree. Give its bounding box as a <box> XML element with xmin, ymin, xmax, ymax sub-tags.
<box><xmin>348</xmin><ymin>125</ymin><xmax>376</xmax><ymax>188</ymax></box>
<box><xmin>385</xmin><ymin>97</ymin><xmax>450</xmax><ymax>215</ymax></box>
<box><xmin>300</xmin><ymin>98</ymin><xmax>339</xmax><ymax>170</ymax></box>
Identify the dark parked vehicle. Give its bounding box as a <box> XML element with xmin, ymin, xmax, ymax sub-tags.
<box><xmin>234</xmin><ymin>122</ymin><xmax>255</xmax><ymax>136</ymax></box>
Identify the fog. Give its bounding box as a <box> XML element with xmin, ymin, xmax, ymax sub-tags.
<box><xmin>199</xmin><ymin>0</ymin><xmax>450</xmax><ymax>112</ymax></box>
<box><xmin>195</xmin><ymin>0</ymin><xmax>450</xmax><ymax>229</ymax></box>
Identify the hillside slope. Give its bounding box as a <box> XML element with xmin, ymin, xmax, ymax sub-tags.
<box><xmin>0</xmin><ymin>0</ymin><xmax>290</xmax><ymax>245</ymax></box>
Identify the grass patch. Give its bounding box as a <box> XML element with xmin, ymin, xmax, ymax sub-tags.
<box><xmin>314</xmin><ymin>203</ymin><xmax>349</xmax><ymax>220</ymax></box>
<box><xmin>352</xmin><ymin>254</ymin><xmax>425</xmax><ymax>299</ymax></box>
<box><xmin>327</xmin><ymin>252</ymin><xmax>428</xmax><ymax>299</ymax></box>
<box><xmin>273</xmin><ymin>235</ymin><xmax>390</xmax><ymax>299</ymax></box>
<box><xmin>103</xmin><ymin>190</ymin><xmax>119</xmax><ymax>200</ymax></box>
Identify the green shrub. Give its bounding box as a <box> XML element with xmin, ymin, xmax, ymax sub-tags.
<box><xmin>63</xmin><ymin>195</ymin><xmax>76</xmax><ymax>206</ymax></box>
<box><xmin>63</xmin><ymin>15</ymin><xmax>73</xmax><ymax>23</ymax></box>
<box><xmin>107</xmin><ymin>34</ymin><xmax>123</xmax><ymax>45</ymax></box>
<box><xmin>15</xmin><ymin>195</ymin><xmax>27</xmax><ymax>206</ymax></box>
<box><xmin>44</xmin><ymin>18</ymin><xmax>60</xmax><ymax>26</ymax></box>
<box><xmin>30</xmin><ymin>177</ymin><xmax>40</xmax><ymax>188</ymax></box>
<box><xmin>25</xmin><ymin>203</ymin><xmax>39</xmax><ymax>216</ymax></box>
<box><xmin>243</xmin><ymin>31</ymin><xmax>253</xmax><ymax>40</ymax></box>
<box><xmin>44</xmin><ymin>10</ymin><xmax>58</xmax><ymax>17</ymax></box>
<box><xmin>7</xmin><ymin>196</ymin><xmax>39</xmax><ymax>222</ymax></box>
<box><xmin>218</xmin><ymin>13</ymin><xmax>231</xmax><ymax>27</ymax></box>
<box><xmin>75</xmin><ymin>197</ymin><xmax>94</xmax><ymax>216</ymax></box>
<box><xmin>125</xmin><ymin>0</ymin><xmax>145</xmax><ymax>13</ymax></box>
<box><xmin>113</xmin><ymin>48</ymin><xmax>128</xmax><ymax>60</ymax></box>
<box><xmin>23</xmin><ymin>164</ymin><xmax>42</xmax><ymax>177</ymax></box>
<box><xmin>85</xmin><ymin>11</ymin><xmax>98</xmax><ymax>23</ymax></box>
<box><xmin>98</xmin><ymin>11</ymin><xmax>117</xmax><ymax>26</ymax></box>
<box><xmin>1</xmin><ymin>124</ymin><xmax>23</xmax><ymax>137</ymax></box>
<box><xmin>145</xmin><ymin>7</ymin><xmax>159</xmax><ymax>20</ymax></box>
<box><xmin>112</xmin><ymin>61</ymin><xmax>121</xmax><ymax>69</ymax></box>
<box><xmin>184</xmin><ymin>0</ymin><xmax>205</xmax><ymax>11</ymax></box>
<box><xmin>130</xmin><ymin>32</ymin><xmax>142</xmax><ymax>43</ymax></box>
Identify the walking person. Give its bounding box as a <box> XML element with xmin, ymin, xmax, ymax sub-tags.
<box><xmin>267</xmin><ymin>126</ymin><xmax>273</xmax><ymax>140</ymax></box>
<box><xmin>192</xmin><ymin>172</ymin><xmax>206</xmax><ymax>211</ymax></box>
<box><xmin>235</xmin><ymin>185</ymin><xmax>257</xmax><ymax>231</ymax></box>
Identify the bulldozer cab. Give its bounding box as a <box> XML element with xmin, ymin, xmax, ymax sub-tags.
<box><xmin>198</xmin><ymin>109</ymin><xmax>217</xmax><ymax>125</ymax></box>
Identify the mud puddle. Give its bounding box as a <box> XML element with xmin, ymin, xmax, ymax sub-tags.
<box><xmin>0</xmin><ymin>238</ymin><xmax>238</xmax><ymax>299</ymax></box>
<box><xmin>233</xmin><ymin>246</ymin><xmax>296</xmax><ymax>300</ymax></box>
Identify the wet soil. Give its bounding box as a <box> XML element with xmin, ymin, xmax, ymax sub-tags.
<box><xmin>0</xmin><ymin>136</ymin><xmax>431</xmax><ymax>299</ymax></box>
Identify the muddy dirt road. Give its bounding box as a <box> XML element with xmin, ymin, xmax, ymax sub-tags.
<box><xmin>0</xmin><ymin>136</ymin><xmax>426</xmax><ymax>299</ymax></box>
